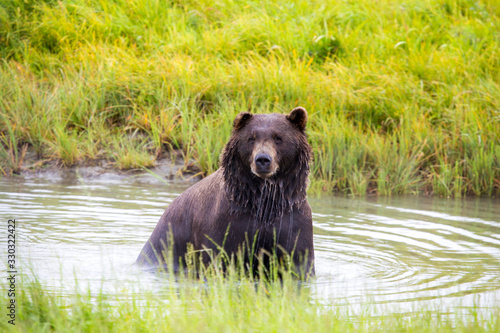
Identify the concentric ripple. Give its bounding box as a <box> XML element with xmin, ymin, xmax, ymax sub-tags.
<box><xmin>311</xmin><ymin>195</ymin><xmax>500</xmax><ymax>310</ymax></box>
<box><xmin>0</xmin><ymin>177</ymin><xmax>499</xmax><ymax>312</ymax></box>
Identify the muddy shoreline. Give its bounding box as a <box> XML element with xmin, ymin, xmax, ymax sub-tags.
<box><xmin>5</xmin><ymin>148</ymin><xmax>203</xmax><ymax>185</ymax></box>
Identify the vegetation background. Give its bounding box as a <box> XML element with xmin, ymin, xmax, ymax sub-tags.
<box><xmin>1</xmin><ymin>0</ymin><xmax>499</xmax><ymax>196</ymax></box>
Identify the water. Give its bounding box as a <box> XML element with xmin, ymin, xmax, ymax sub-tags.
<box><xmin>1</xmin><ymin>175</ymin><xmax>499</xmax><ymax>313</ymax></box>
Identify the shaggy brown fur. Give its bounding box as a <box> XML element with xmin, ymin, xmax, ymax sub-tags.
<box><xmin>136</xmin><ymin>107</ymin><xmax>315</xmax><ymax>277</ymax></box>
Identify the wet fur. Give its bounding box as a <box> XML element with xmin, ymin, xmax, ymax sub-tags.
<box><xmin>137</xmin><ymin>108</ymin><xmax>315</xmax><ymax>277</ymax></box>
<box><xmin>221</xmin><ymin>119</ymin><xmax>311</xmax><ymax>224</ymax></box>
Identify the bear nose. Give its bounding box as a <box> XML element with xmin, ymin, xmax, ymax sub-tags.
<box><xmin>255</xmin><ymin>153</ymin><xmax>272</xmax><ymax>169</ymax></box>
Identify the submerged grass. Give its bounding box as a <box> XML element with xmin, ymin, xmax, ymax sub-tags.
<box><xmin>0</xmin><ymin>0</ymin><xmax>499</xmax><ymax>196</ymax></box>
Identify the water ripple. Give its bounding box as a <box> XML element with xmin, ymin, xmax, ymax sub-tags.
<box><xmin>0</xmin><ymin>178</ymin><xmax>499</xmax><ymax>312</ymax></box>
<box><xmin>311</xmin><ymin>195</ymin><xmax>500</xmax><ymax>310</ymax></box>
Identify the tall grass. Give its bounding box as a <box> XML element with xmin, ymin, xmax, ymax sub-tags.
<box><xmin>2</xmin><ymin>262</ymin><xmax>499</xmax><ymax>333</ymax></box>
<box><xmin>0</xmin><ymin>114</ymin><xmax>27</xmax><ymax>175</ymax></box>
<box><xmin>0</xmin><ymin>0</ymin><xmax>499</xmax><ymax>195</ymax></box>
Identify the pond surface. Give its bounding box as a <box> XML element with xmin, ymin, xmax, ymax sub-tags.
<box><xmin>1</xmin><ymin>174</ymin><xmax>499</xmax><ymax>313</ymax></box>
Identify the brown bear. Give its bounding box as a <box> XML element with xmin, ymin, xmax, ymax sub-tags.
<box><xmin>136</xmin><ymin>107</ymin><xmax>315</xmax><ymax>278</ymax></box>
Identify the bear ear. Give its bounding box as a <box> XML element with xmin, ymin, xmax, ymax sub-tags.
<box><xmin>233</xmin><ymin>112</ymin><xmax>253</xmax><ymax>131</ymax></box>
<box><xmin>286</xmin><ymin>107</ymin><xmax>308</xmax><ymax>132</ymax></box>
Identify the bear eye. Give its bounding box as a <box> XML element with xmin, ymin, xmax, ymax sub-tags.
<box><xmin>248</xmin><ymin>137</ymin><xmax>255</xmax><ymax>144</ymax></box>
<box><xmin>275</xmin><ymin>136</ymin><xmax>283</xmax><ymax>144</ymax></box>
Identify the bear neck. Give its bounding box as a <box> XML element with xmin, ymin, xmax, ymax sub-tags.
<box><xmin>221</xmin><ymin>138</ymin><xmax>310</xmax><ymax>225</ymax></box>
<box><xmin>225</xmin><ymin>172</ymin><xmax>308</xmax><ymax>224</ymax></box>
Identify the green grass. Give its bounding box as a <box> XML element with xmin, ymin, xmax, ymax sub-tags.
<box><xmin>3</xmin><ymin>241</ymin><xmax>500</xmax><ymax>333</ymax></box>
<box><xmin>0</xmin><ymin>114</ymin><xmax>27</xmax><ymax>175</ymax></box>
<box><xmin>108</xmin><ymin>132</ymin><xmax>156</xmax><ymax>170</ymax></box>
<box><xmin>1</xmin><ymin>0</ymin><xmax>499</xmax><ymax>196</ymax></box>
<box><xmin>2</xmin><ymin>269</ymin><xmax>499</xmax><ymax>333</ymax></box>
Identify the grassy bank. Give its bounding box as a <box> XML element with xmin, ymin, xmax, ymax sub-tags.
<box><xmin>1</xmin><ymin>0</ymin><xmax>499</xmax><ymax>196</ymax></box>
<box><xmin>2</xmin><ymin>272</ymin><xmax>499</xmax><ymax>333</ymax></box>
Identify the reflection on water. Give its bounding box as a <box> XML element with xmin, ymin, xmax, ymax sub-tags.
<box><xmin>1</xmin><ymin>176</ymin><xmax>499</xmax><ymax>312</ymax></box>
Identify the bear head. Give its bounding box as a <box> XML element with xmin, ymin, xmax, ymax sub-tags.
<box><xmin>220</xmin><ymin>107</ymin><xmax>312</xmax><ymax>223</ymax></box>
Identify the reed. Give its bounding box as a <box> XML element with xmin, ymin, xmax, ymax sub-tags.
<box><xmin>0</xmin><ymin>0</ymin><xmax>498</xmax><ymax>196</ymax></box>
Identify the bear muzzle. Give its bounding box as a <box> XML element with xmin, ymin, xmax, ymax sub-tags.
<box><xmin>251</xmin><ymin>150</ymin><xmax>278</xmax><ymax>179</ymax></box>
<box><xmin>255</xmin><ymin>153</ymin><xmax>272</xmax><ymax>169</ymax></box>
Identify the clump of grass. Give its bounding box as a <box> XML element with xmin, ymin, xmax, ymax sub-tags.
<box><xmin>140</xmin><ymin>106</ymin><xmax>178</xmax><ymax>158</ymax></box>
<box><xmin>190</xmin><ymin>98</ymin><xmax>241</xmax><ymax>176</ymax></box>
<box><xmin>109</xmin><ymin>133</ymin><xmax>156</xmax><ymax>170</ymax></box>
<box><xmin>371</xmin><ymin>134</ymin><xmax>426</xmax><ymax>196</ymax></box>
<box><xmin>48</xmin><ymin>125</ymin><xmax>81</xmax><ymax>167</ymax></box>
<box><xmin>0</xmin><ymin>115</ymin><xmax>28</xmax><ymax>175</ymax></box>
<box><xmin>0</xmin><ymin>138</ymin><xmax>27</xmax><ymax>176</ymax></box>
<box><xmin>431</xmin><ymin>154</ymin><xmax>464</xmax><ymax>198</ymax></box>
<box><xmin>465</xmin><ymin>140</ymin><xmax>497</xmax><ymax>197</ymax></box>
<box><xmin>309</xmin><ymin>112</ymin><xmax>372</xmax><ymax>195</ymax></box>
